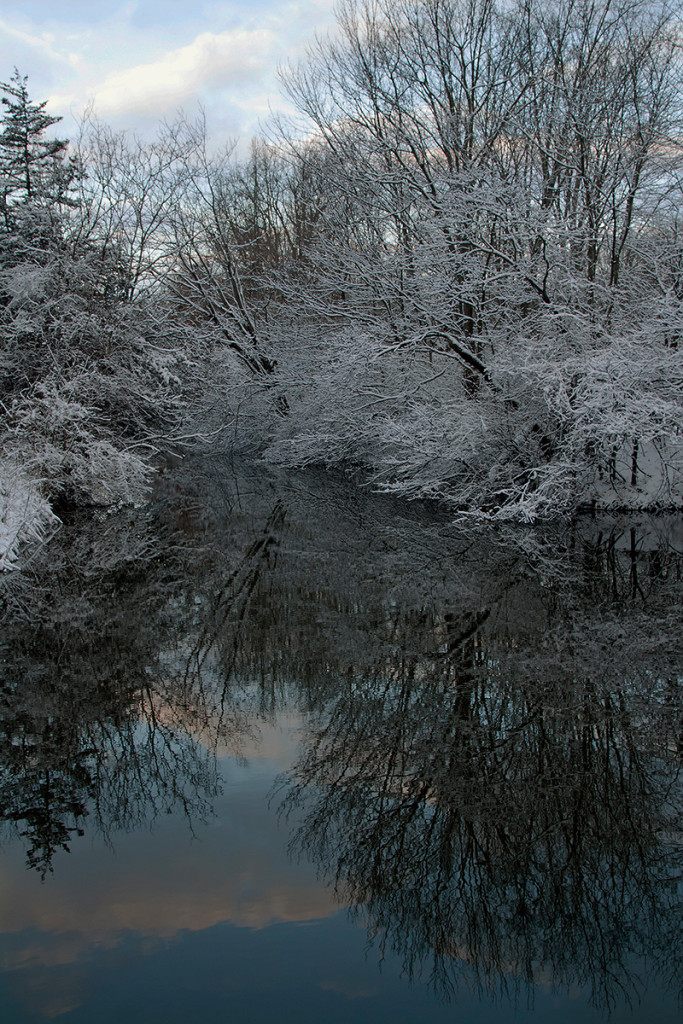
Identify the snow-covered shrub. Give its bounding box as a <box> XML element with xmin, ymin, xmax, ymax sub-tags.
<box><xmin>0</xmin><ymin>459</ymin><xmax>59</xmax><ymax>571</ymax></box>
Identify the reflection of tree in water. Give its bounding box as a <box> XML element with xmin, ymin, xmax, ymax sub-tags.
<box><xmin>1</xmin><ymin>457</ymin><xmax>681</xmax><ymax>1014</ymax></box>
<box><xmin>282</xmin><ymin>663</ymin><xmax>682</xmax><ymax>1009</ymax></box>
<box><xmin>266</xmin><ymin>496</ymin><xmax>683</xmax><ymax>1011</ymax></box>
<box><xmin>163</xmin><ymin>465</ymin><xmax>682</xmax><ymax>1012</ymax></box>
<box><xmin>0</xmin><ymin>505</ymin><xmax>247</xmax><ymax>876</ymax></box>
<box><xmin>0</xmin><ymin>463</ymin><xmax>306</xmax><ymax>876</ymax></box>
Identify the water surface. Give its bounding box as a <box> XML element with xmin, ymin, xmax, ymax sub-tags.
<box><xmin>1</xmin><ymin>459</ymin><xmax>681</xmax><ymax>1022</ymax></box>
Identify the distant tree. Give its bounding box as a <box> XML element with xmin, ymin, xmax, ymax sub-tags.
<box><xmin>0</xmin><ymin>68</ymin><xmax>78</xmax><ymax>232</ymax></box>
<box><xmin>0</xmin><ymin>82</ymin><xmax>209</xmax><ymax>547</ymax></box>
<box><xmin>0</xmin><ymin>71</ymin><xmax>74</xmax><ymax>395</ymax></box>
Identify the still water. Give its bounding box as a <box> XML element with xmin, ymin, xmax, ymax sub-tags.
<box><xmin>0</xmin><ymin>458</ymin><xmax>681</xmax><ymax>1023</ymax></box>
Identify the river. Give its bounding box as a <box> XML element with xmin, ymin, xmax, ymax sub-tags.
<box><xmin>0</xmin><ymin>457</ymin><xmax>681</xmax><ymax>1022</ymax></box>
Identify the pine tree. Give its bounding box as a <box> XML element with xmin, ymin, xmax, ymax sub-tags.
<box><xmin>0</xmin><ymin>69</ymin><xmax>75</xmax><ymax>232</ymax></box>
<box><xmin>0</xmin><ymin>72</ymin><xmax>78</xmax><ymax>391</ymax></box>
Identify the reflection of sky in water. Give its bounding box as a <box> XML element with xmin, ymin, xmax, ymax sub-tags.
<box><xmin>0</xmin><ymin>718</ymin><xmax>678</xmax><ymax>1023</ymax></box>
<box><xmin>6</xmin><ymin>915</ymin><xmax>679</xmax><ymax>1024</ymax></box>
<box><xmin>0</xmin><ymin>720</ymin><xmax>340</xmax><ymax>1021</ymax></box>
<box><xmin>0</xmin><ymin>720</ymin><xmax>336</xmax><ymax>936</ymax></box>
<box><xmin>0</xmin><ymin>464</ymin><xmax>681</xmax><ymax>1023</ymax></box>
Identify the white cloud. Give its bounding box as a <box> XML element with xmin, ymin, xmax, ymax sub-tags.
<box><xmin>81</xmin><ymin>28</ymin><xmax>277</xmax><ymax>117</ymax></box>
<box><xmin>0</xmin><ymin>16</ymin><xmax>66</xmax><ymax>61</ymax></box>
<box><xmin>0</xmin><ymin>16</ymin><xmax>73</xmax><ymax>88</ymax></box>
<box><xmin>2</xmin><ymin>2</ymin><xmax>340</xmax><ymax>143</ymax></box>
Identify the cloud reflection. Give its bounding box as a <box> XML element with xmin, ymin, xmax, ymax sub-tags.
<box><xmin>0</xmin><ymin>749</ymin><xmax>339</xmax><ymax>987</ymax></box>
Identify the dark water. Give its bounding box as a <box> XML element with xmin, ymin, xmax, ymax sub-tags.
<box><xmin>1</xmin><ymin>458</ymin><xmax>681</xmax><ymax>1023</ymax></box>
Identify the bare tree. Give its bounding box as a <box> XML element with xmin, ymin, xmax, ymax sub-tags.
<box><xmin>245</xmin><ymin>0</ymin><xmax>683</xmax><ymax>518</ymax></box>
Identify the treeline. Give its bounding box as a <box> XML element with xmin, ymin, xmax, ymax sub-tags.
<box><xmin>2</xmin><ymin>0</ymin><xmax>683</xmax><ymax>567</ymax></box>
<box><xmin>0</xmin><ymin>75</ymin><xmax>244</xmax><ymax>566</ymax></box>
<box><xmin>250</xmin><ymin>0</ymin><xmax>683</xmax><ymax>519</ymax></box>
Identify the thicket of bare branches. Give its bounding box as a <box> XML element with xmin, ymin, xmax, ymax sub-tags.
<box><xmin>0</xmin><ymin>87</ymin><xmax>241</xmax><ymax>566</ymax></box>
<box><xmin>243</xmin><ymin>0</ymin><xmax>683</xmax><ymax>520</ymax></box>
<box><xmin>3</xmin><ymin>0</ymin><xmax>683</xmax><ymax>570</ymax></box>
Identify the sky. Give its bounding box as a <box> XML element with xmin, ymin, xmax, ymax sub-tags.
<box><xmin>0</xmin><ymin>0</ymin><xmax>337</xmax><ymax>147</ymax></box>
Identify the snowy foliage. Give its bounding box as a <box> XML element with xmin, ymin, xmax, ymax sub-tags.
<box><xmin>4</xmin><ymin>0</ymin><xmax>683</xmax><ymax>571</ymax></box>
<box><xmin>0</xmin><ymin>78</ymin><xmax>232</xmax><ymax>568</ymax></box>
<box><xmin>235</xmin><ymin>0</ymin><xmax>683</xmax><ymax>520</ymax></box>
<box><xmin>0</xmin><ymin>458</ymin><xmax>59</xmax><ymax>570</ymax></box>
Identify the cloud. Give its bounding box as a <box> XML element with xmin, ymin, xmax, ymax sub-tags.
<box><xmin>0</xmin><ymin>16</ymin><xmax>73</xmax><ymax>88</ymax></box>
<box><xmin>2</xmin><ymin>2</ymin><xmax>340</xmax><ymax>145</ymax></box>
<box><xmin>79</xmin><ymin>28</ymin><xmax>277</xmax><ymax>117</ymax></box>
<box><xmin>0</xmin><ymin>17</ymin><xmax>66</xmax><ymax>62</ymax></box>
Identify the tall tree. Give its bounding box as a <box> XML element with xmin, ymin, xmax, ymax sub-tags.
<box><xmin>0</xmin><ymin>69</ymin><xmax>75</xmax><ymax>228</ymax></box>
<box><xmin>252</xmin><ymin>0</ymin><xmax>683</xmax><ymax>518</ymax></box>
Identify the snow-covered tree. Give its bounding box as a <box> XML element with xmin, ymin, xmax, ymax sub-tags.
<box><xmin>0</xmin><ymin>80</ymin><xmax>218</xmax><ymax>568</ymax></box>
<box><xmin>0</xmin><ymin>68</ymin><xmax>75</xmax><ymax>217</ymax></box>
<box><xmin>236</xmin><ymin>0</ymin><xmax>683</xmax><ymax>519</ymax></box>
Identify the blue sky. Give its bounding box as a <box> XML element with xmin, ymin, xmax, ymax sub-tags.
<box><xmin>0</xmin><ymin>1</ymin><xmax>337</xmax><ymax>145</ymax></box>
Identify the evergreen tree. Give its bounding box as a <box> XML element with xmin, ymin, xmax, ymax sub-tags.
<box><xmin>0</xmin><ymin>68</ymin><xmax>70</xmax><ymax>223</ymax></box>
